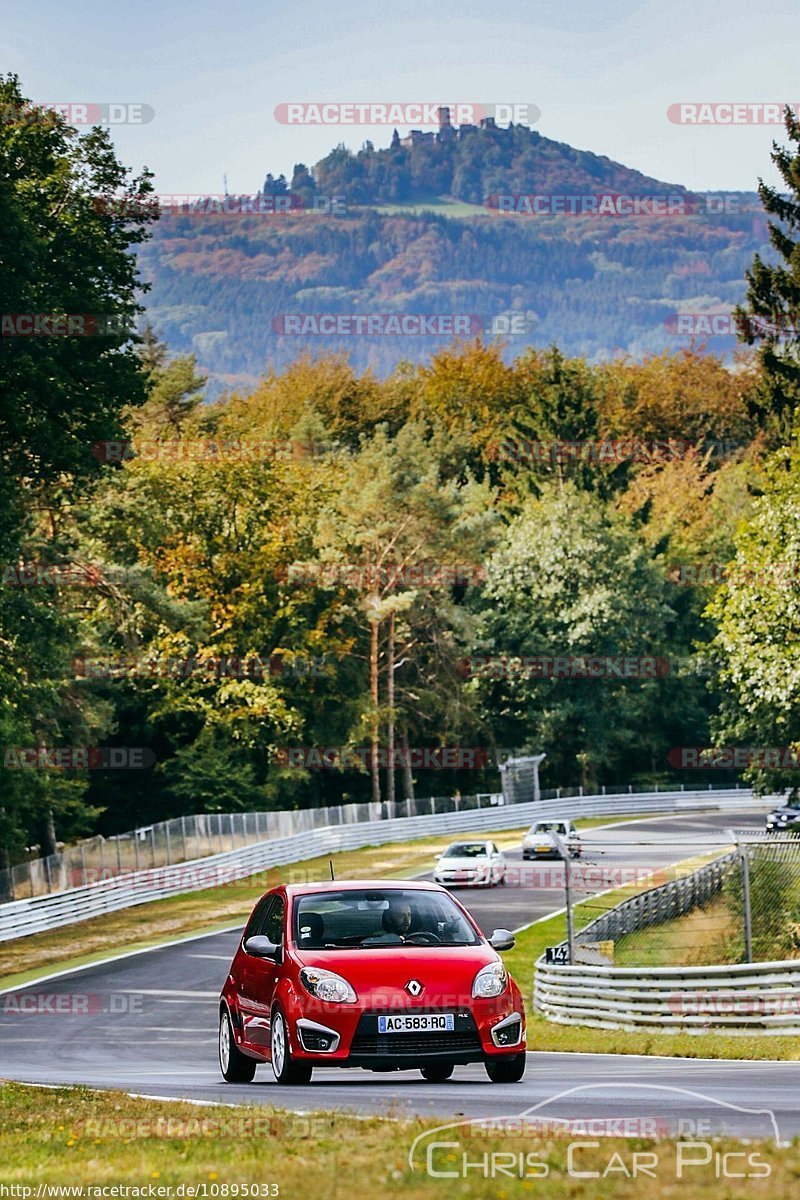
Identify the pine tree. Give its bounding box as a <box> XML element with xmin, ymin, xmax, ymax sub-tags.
<box><xmin>735</xmin><ymin>107</ymin><xmax>800</xmax><ymax>440</ymax></box>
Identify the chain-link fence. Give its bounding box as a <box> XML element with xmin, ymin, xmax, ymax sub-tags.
<box><xmin>556</xmin><ymin>831</ymin><xmax>800</xmax><ymax>968</ymax></box>
<box><xmin>0</xmin><ymin>779</ymin><xmax>749</xmax><ymax>903</ymax></box>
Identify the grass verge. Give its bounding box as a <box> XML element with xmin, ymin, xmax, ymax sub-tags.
<box><xmin>0</xmin><ymin>1082</ymin><xmax>795</xmax><ymax>1196</ymax></box>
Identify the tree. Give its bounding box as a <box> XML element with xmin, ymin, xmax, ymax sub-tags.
<box><xmin>314</xmin><ymin>424</ymin><xmax>495</xmax><ymax>803</ymax></box>
<box><xmin>0</xmin><ymin>74</ymin><xmax>155</xmax><ymax>861</ymax></box>
<box><xmin>735</xmin><ymin>107</ymin><xmax>800</xmax><ymax>440</ymax></box>
<box><xmin>708</xmin><ymin>442</ymin><xmax>800</xmax><ymax>797</ymax></box>
<box><xmin>0</xmin><ymin>75</ymin><xmax>156</xmax><ymax>550</ymax></box>
<box><xmin>471</xmin><ymin>485</ymin><xmax>677</xmax><ymax>787</ymax></box>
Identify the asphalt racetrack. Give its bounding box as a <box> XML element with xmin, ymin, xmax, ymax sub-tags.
<box><xmin>3</xmin><ymin>808</ymin><xmax>797</xmax><ymax>1140</ymax></box>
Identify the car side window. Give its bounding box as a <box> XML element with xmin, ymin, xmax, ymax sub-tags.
<box><xmin>491</xmin><ymin>843</ymin><xmax>499</xmax><ymax>854</ymax></box>
<box><xmin>262</xmin><ymin>894</ymin><xmax>285</xmax><ymax>945</ymax></box>
<box><xmin>244</xmin><ymin>895</ymin><xmax>273</xmax><ymax>941</ymax></box>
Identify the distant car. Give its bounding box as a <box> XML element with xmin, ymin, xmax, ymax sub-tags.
<box><xmin>218</xmin><ymin>880</ymin><xmax>526</xmax><ymax>1085</ymax></box>
<box><xmin>522</xmin><ymin>819</ymin><xmax>582</xmax><ymax>860</ymax></box>
<box><xmin>433</xmin><ymin>841</ymin><xmax>507</xmax><ymax>888</ymax></box>
<box><xmin>766</xmin><ymin>797</ymin><xmax>800</xmax><ymax>832</ymax></box>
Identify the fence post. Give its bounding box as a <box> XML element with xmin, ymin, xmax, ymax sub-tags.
<box><xmin>181</xmin><ymin>816</ymin><xmax>187</xmax><ymax>861</ymax></box>
<box><xmin>554</xmin><ymin>833</ymin><xmax>575</xmax><ymax>963</ymax></box>
<box><xmin>165</xmin><ymin>823</ymin><xmax>172</xmax><ymax>866</ymax></box>
<box><xmin>728</xmin><ymin>829</ymin><xmax>753</xmax><ymax>964</ymax></box>
<box><xmin>741</xmin><ymin>847</ymin><xmax>753</xmax><ymax>964</ymax></box>
<box><xmin>150</xmin><ymin>825</ymin><xmax>156</xmax><ymax>868</ymax></box>
<box><xmin>116</xmin><ymin>836</ymin><xmax>121</xmax><ymax>875</ymax></box>
<box><xmin>134</xmin><ymin>832</ymin><xmax>140</xmax><ymax>871</ymax></box>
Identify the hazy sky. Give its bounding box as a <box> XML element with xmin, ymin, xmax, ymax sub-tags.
<box><xmin>5</xmin><ymin>0</ymin><xmax>798</xmax><ymax>196</ymax></box>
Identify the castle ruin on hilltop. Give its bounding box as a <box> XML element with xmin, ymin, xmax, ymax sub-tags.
<box><xmin>395</xmin><ymin>106</ymin><xmax>504</xmax><ymax>149</ymax></box>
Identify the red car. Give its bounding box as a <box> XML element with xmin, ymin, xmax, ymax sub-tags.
<box><xmin>218</xmin><ymin>879</ymin><xmax>526</xmax><ymax>1085</ymax></box>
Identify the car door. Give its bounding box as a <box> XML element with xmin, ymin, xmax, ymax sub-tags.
<box><xmin>238</xmin><ymin>893</ymin><xmax>286</xmax><ymax>1050</ymax></box>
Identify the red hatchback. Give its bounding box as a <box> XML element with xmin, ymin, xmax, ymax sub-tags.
<box><xmin>219</xmin><ymin>880</ymin><xmax>526</xmax><ymax>1085</ymax></box>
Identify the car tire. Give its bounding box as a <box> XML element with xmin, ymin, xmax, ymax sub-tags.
<box><xmin>498</xmin><ymin>871</ymin><xmax>507</xmax><ymax>886</ymax></box>
<box><xmin>218</xmin><ymin>1008</ymin><xmax>257</xmax><ymax>1083</ymax></box>
<box><xmin>270</xmin><ymin>1007</ymin><xmax>313</xmax><ymax>1085</ymax></box>
<box><xmin>485</xmin><ymin>1052</ymin><xmax>526</xmax><ymax>1083</ymax></box>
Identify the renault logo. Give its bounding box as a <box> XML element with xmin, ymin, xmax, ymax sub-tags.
<box><xmin>405</xmin><ymin>979</ymin><xmax>423</xmax><ymax>996</ymax></box>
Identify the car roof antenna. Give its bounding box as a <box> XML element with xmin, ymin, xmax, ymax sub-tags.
<box><xmin>329</xmin><ymin>859</ymin><xmax>335</xmax><ymax>881</ymax></box>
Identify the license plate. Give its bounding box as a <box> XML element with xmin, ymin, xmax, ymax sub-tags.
<box><xmin>377</xmin><ymin>1014</ymin><xmax>455</xmax><ymax>1034</ymax></box>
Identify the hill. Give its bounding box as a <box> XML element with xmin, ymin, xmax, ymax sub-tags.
<box><xmin>136</xmin><ymin>122</ymin><xmax>767</xmax><ymax>395</ymax></box>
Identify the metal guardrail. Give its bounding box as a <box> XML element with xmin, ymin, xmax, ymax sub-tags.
<box><xmin>0</xmin><ymin>788</ymin><xmax>759</xmax><ymax>947</ymax></box>
<box><xmin>534</xmin><ymin>958</ymin><xmax>800</xmax><ymax>1034</ymax></box>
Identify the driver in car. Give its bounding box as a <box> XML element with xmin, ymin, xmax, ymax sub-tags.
<box><xmin>382</xmin><ymin>900</ymin><xmax>413</xmax><ymax>939</ymax></box>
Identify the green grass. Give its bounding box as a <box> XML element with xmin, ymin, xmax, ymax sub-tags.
<box><xmin>1</xmin><ymin>1082</ymin><xmax>795</xmax><ymax>1196</ymax></box>
<box><xmin>370</xmin><ymin>195</ymin><xmax>488</xmax><ymax>217</ymax></box>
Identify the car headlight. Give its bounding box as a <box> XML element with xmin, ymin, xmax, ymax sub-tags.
<box><xmin>472</xmin><ymin>961</ymin><xmax>508</xmax><ymax>998</ymax></box>
<box><xmin>299</xmin><ymin>967</ymin><xmax>356</xmax><ymax>1003</ymax></box>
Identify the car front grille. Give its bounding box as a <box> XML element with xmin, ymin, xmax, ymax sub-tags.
<box><xmin>349</xmin><ymin>1010</ymin><xmax>482</xmax><ymax>1057</ymax></box>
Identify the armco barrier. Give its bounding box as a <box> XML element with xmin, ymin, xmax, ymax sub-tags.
<box><xmin>0</xmin><ymin>789</ymin><xmax>761</xmax><ymax>945</ymax></box>
<box><xmin>534</xmin><ymin>958</ymin><xmax>800</xmax><ymax>1035</ymax></box>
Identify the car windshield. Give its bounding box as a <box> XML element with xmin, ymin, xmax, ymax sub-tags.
<box><xmin>442</xmin><ymin>843</ymin><xmax>487</xmax><ymax>858</ymax></box>
<box><xmin>533</xmin><ymin>822</ymin><xmax>566</xmax><ymax>835</ymax></box>
<box><xmin>293</xmin><ymin>888</ymin><xmax>481</xmax><ymax>949</ymax></box>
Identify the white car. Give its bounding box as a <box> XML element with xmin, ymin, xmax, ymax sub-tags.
<box><xmin>434</xmin><ymin>840</ymin><xmax>507</xmax><ymax>888</ymax></box>
<box><xmin>522</xmin><ymin>819</ymin><xmax>582</xmax><ymax>860</ymax></box>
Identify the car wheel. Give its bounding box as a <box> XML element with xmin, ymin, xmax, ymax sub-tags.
<box><xmin>485</xmin><ymin>1052</ymin><xmax>526</xmax><ymax>1083</ymax></box>
<box><xmin>218</xmin><ymin>1008</ymin><xmax>256</xmax><ymax>1083</ymax></box>
<box><xmin>498</xmin><ymin>870</ymin><xmax>507</xmax><ymax>886</ymax></box>
<box><xmin>421</xmin><ymin>1063</ymin><xmax>454</xmax><ymax>1082</ymax></box>
<box><xmin>270</xmin><ymin>1008</ymin><xmax>313</xmax><ymax>1085</ymax></box>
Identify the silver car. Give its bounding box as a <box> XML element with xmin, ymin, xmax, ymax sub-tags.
<box><xmin>522</xmin><ymin>819</ymin><xmax>582</xmax><ymax>860</ymax></box>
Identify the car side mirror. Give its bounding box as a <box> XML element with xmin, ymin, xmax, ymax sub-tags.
<box><xmin>244</xmin><ymin>935</ymin><xmax>282</xmax><ymax>962</ymax></box>
<box><xmin>489</xmin><ymin>928</ymin><xmax>515</xmax><ymax>951</ymax></box>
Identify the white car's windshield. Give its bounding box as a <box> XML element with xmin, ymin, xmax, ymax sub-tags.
<box><xmin>293</xmin><ymin>888</ymin><xmax>480</xmax><ymax>949</ymax></box>
<box><xmin>533</xmin><ymin>822</ymin><xmax>566</xmax><ymax>834</ymax></box>
<box><xmin>442</xmin><ymin>843</ymin><xmax>487</xmax><ymax>858</ymax></box>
